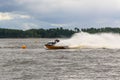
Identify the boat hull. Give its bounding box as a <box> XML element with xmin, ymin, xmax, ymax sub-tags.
<box><xmin>45</xmin><ymin>45</ymin><xmax>68</xmax><ymax>49</ymax></box>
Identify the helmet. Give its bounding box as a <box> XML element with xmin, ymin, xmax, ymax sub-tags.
<box><xmin>55</xmin><ymin>39</ymin><xmax>59</xmax><ymax>42</ymax></box>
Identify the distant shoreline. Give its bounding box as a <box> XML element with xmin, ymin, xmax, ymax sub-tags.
<box><xmin>0</xmin><ymin>27</ymin><xmax>120</xmax><ymax>38</ymax></box>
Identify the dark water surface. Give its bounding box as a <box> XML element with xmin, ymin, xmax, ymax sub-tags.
<box><xmin>0</xmin><ymin>39</ymin><xmax>120</xmax><ymax>80</ymax></box>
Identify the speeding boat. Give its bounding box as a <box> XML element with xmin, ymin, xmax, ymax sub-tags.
<box><xmin>44</xmin><ymin>39</ymin><xmax>87</xmax><ymax>49</ymax></box>
<box><xmin>44</xmin><ymin>39</ymin><xmax>69</xmax><ymax>49</ymax></box>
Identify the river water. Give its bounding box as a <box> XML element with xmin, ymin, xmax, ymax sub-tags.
<box><xmin>0</xmin><ymin>39</ymin><xmax>120</xmax><ymax>80</ymax></box>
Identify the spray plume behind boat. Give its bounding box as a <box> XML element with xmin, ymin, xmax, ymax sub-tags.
<box><xmin>55</xmin><ymin>32</ymin><xmax>120</xmax><ymax>49</ymax></box>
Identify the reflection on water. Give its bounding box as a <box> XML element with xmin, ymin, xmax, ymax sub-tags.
<box><xmin>0</xmin><ymin>39</ymin><xmax>120</xmax><ymax>80</ymax></box>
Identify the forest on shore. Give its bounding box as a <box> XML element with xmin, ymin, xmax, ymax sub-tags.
<box><xmin>0</xmin><ymin>27</ymin><xmax>120</xmax><ymax>38</ymax></box>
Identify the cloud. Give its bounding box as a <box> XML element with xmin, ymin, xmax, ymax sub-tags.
<box><xmin>0</xmin><ymin>0</ymin><xmax>23</xmax><ymax>12</ymax></box>
<box><xmin>14</xmin><ymin>0</ymin><xmax>120</xmax><ymax>24</ymax></box>
<box><xmin>19</xmin><ymin>15</ymin><xmax>31</xmax><ymax>19</ymax></box>
<box><xmin>1</xmin><ymin>0</ymin><xmax>120</xmax><ymax>29</ymax></box>
<box><xmin>0</xmin><ymin>12</ymin><xmax>13</xmax><ymax>20</ymax></box>
<box><xmin>22</xmin><ymin>23</ymin><xmax>39</xmax><ymax>30</ymax></box>
<box><xmin>0</xmin><ymin>12</ymin><xmax>31</xmax><ymax>21</ymax></box>
<box><xmin>16</xmin><ymin>0</ymin><xmax>120</xmax><ymax>14</ymax></box>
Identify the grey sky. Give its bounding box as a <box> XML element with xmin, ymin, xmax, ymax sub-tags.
<box><xmin>0</xmin><ymin>0</ymin><xmax>120</xmax><ymax>29</ymax></box>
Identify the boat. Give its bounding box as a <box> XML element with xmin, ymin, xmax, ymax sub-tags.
<box><xmin>44</xmin><ymin>40</ymin><xmax>87</xmax><ymax>49</ymax></box>
<box><xmin>44</xmin><ymin>39</ymin><xmax>69</xmax><ymax>49</ymax></box>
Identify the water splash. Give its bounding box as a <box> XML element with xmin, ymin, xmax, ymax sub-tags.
<box><xmin>56</xmin><ymin>32</ymin><xmax>120</xmax><ymax>49</ymax></box>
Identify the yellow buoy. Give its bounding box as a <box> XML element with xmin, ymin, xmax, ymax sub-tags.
<box><xmin>21</xmin><ymin>45</ymin><xmax>27</xmax><ymax>49</ymax></box>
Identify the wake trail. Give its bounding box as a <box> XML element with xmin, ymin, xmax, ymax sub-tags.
<box><xmin>56</xmin><ymin>32</ymin><xmax>120</xmax><ymax>49</ymax></box>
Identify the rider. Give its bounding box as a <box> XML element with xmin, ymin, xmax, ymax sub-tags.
<box><xmin>55</xmin><ymin>39</ymin><xmax>60</xmax><ymax>43</ymax></box>
<box><xmin>46</xmin><ymin>39</ymin><xmax>60</xmax><ymax>46</ymax></box>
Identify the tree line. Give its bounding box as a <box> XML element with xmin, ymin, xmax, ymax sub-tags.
<box><xmin>0</xmin><ymin>27</ymin><xmax>75</xmax><ymax>38</ymax></box>
<box><xmin>0</xmin><ymin>27</ymin><xmax>120</xmax><ymax>38</ymax></box>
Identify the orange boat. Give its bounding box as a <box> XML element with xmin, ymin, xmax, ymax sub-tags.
<box><xmin>44</xmin><ymin>40</ymin><xmax>68</xmax><ymax>49</ymax></box>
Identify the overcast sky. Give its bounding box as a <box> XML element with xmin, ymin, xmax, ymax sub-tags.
<box><xmin>0</xmin><ymin>0</ymin><xmax>120</xmax><ymax>30</ymax></box>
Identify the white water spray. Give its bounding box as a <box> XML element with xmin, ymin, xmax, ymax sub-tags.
<box><xmin>56</xmin><ymin>32</ymin><xmax>120</xmax><ymax>49</ymax></box>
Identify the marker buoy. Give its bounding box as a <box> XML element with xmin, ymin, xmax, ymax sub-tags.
<box><xmin>21</xmin><ymin>45</ymin><xmax>27</xmax><ymax>49</ymax></box>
